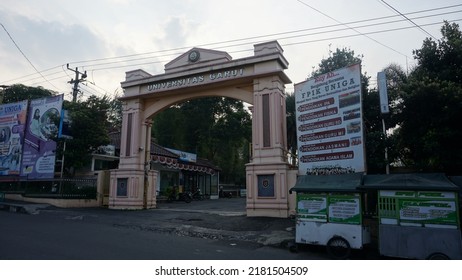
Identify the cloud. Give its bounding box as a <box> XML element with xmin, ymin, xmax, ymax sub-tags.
<box><xmin>0</xmin><ymin>11</ymin><xmax>110</xmax><ymax>93</ymax></box>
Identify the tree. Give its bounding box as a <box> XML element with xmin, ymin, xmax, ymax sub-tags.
<box><xmin>1</xmin><ymin>84</ymin><xmax>54</xmax><ymax>103</ymax></box>
<box><xmin>152</xmin><ymin>97</ymin><xmax>251</xmax><ymax>184</ymax></box>
<box><xmin>311</xmin><ymin>47</ymin><xmax>363</xmax><ymax>77</ymax></box>
<box><xmin>361</xmin><ymin>63</ymin><xmax>408</xmax><ymax>173</ymax></box>
<box><xmin>106</xmin><ymin>95</ymin><xmax>123</xmax><ymax>131</ymax></box>
<box><xmin>285</xmin><ymin>93</ymin><xmax>298</xmax><ymax>165</ymax></box>
<box><xmin>396</xmin><ymin>22</ymin><xmax>462</xmax><ymax>174</ymax></box>
<box><xmin>60</xmin><ymin>95</ymin><xmax>112</xmax><ymax>175</ymax></box>
<box><xmin>412</xmin><ymin>21</ymin><xmax>462</xmax><ymax>84</ymax></box>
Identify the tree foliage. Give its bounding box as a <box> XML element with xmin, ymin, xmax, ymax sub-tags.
<box><xmin>285</xmin><ymin>93</ymin><xmax>297</xmax><ymax>165</ymax></box>
<box><xmin>311</xmin><ymin>47</ymin><xmax>363</xmax><ymax>77</ymax></box>
<box><xmin>152</xmin><ymin>97</ymin><xmax>251</xmax><ymax>184</ymax></box>
<box><xmin>61</xmin><ymin>95</ymin><xmax>112</xmax><ymax>174</ymax></box>
<box><xmin>395</xmin><ymin>21</ymin><xmax>462</xmax><ymax>174</ymax></box>
<box><xmin>1</xmin><ymin>84</ymin><xmax>55</xmax><ymax>103</ymax></box>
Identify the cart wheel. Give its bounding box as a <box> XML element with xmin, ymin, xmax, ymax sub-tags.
<box><xmin>427</xmin><ymin>253</ymin><xmax>449</xmax><ymax>260</ymax></box>
<box><xmin>326</xmin><ymin>236</ymin><xmax>351</xmax><ymax>259</ymax></box>
<box><xmin>288</xmin><ymin>241</ymin><xmax>298</xmax><ymax>253</ymax></box>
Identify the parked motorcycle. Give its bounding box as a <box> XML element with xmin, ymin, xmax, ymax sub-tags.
<box><xmin>219</xmin><ymin>189</ymin><xmax>233</xmax><ymax>198</ymax></box>
<box><xmin>167</xmin><ymin>187</ymin><xmax>192</xmax><ymax>203</ymax></box>
<box><xmin>191</xmin><ymin>189</ymin><xmax>205</xmax><ymax>200</ymax></box>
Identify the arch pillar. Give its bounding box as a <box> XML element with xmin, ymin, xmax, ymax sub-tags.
<box><xmin>109</xmin><ymin>99</ymin><xmax>158</xmax><ymax>209</ymax></box>
<box><xmin>245</xmin><ymin>75</ymin><xmax>292</xmax><ymax>217</ymax></box>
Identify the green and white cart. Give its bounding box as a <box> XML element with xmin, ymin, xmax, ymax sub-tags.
<box><xmin>290</xmin><ymin>173</ymin><xmax>371</xmax><ymax>259</ymax></box>
<box><xmin>362</xmin><ymin>173</ymin><xmax>462</xmax><ymax>260</ymax></box>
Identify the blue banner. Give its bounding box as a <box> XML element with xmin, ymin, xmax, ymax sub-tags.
<box><xmin>20</xmin><ymin>95</ymin><xmax>63</xmax><ymax>179</ymax></box>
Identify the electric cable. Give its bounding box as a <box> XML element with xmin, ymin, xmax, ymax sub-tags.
<box><xmin>1</xmin><ymin>3</ymin><xmax>461</xmax><ymax>91</ymax></box>
<box><xmin>4</xmin><ymin>6</ymin><xmax>460</xmax><ymax>82</ymax></box>
<box><xmin>1</xmin><ymin>23</ymin><xmax>62</xmax><ymax>91</ymax></box>
<box><xmin>380</xmin><ymin>0</ymin><xmax>439</xmax><ymax>40</ymax></box>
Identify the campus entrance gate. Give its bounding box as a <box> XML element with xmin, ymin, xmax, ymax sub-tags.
<box><xmin>109</xmin><ymin>41</ymin><xmax>297</xmax><ymax>217</ymax></box>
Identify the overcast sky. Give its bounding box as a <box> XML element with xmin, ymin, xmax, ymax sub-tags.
<box><xmin>1</xmin><ymin>0</ymin><xmax>461</xmax><ymax>101</ymax></box>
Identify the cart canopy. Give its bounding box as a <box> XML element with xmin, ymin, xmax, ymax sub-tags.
<box><xmin>362</xmin><ymin>173</ymin><xmax>459</xmax><ymax>191</ymax></box>
<box><xmin>290</xmin><ymin>173</ymin><xmax>363</xmax><ymax>193</ymax></box>
<box><xmin>449</xmin><ymin>176</ymin><xmax>462</xmax><ymax>189</ymax></box>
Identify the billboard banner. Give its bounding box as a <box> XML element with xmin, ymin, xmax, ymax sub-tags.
<box><xmin>294</xmin><ymin>64</ymin><xmax>365</xmax><ymax>175</ymax></box>
<box><xmin>20</xmin><ymin>94</ymin><xmax>64</xmax><ymax>179</ymax></box>
<box><xmin>0</xmin><ymin>100</ymin><xmax>28</xmax><ymax>175</ymax></box>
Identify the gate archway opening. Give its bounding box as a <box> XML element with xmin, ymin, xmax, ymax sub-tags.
<box><xmin>109</xmin><ymin>41</ymin><xmax>297</xmax><ymax>217</ymax></box>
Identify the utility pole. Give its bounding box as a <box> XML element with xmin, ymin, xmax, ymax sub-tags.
<box><xmin>67</xmin><ymin>63</ymin><xmax>87</xmax><ymax>102</ymax></box>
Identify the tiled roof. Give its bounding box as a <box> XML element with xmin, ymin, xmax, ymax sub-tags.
<box><xmin>150</xmin><ymin>142</ymin><xmax>179</xmax><ymax>158</ymax></box>
<box><xmin>108</xmin><ymin>131</ymin><xmax>219</xmax><ymax>171</ymax></box>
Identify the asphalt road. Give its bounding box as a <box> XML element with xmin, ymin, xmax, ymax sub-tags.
<box><xmin>0</xmin><ymin>203</ymin><xmax>329</xmax><ymax>260</ymax></box>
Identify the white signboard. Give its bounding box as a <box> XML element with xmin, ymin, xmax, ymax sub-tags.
<box><xmin>165</xmin><ymin>147</ymin><xmax>197</xmax><ymax>163</ymax></box>
<box><xmin>294</xmin><ymin>64</ymin><xmax>365</xmax><ymax>175</ymax></box>
<box><xmin>377</xmin><ymin>71</ymin><xmax>389</xmax><ymax>114</ymax></box>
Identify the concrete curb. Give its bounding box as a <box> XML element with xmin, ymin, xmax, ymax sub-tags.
<box><xmin>155</xmin><ymin>207</ymin><xmax>246</xmax><ymax>217</ymax></box>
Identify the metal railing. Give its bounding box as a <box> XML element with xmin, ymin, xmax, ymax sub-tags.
<box><xmin>0</xmin><ymin>178</ymin><xmax>97</xmax><ymax>199</ymax></box>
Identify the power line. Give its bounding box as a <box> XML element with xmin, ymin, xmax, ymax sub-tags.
<box><xmin>380</xmin><ymin>0</ymin><xmax>438</xmax><ymax>41</ymax></box>
<box><xmin>77</xmin><ymin>9</ymin><xmax>460</xmax><ymax>70</ymax></box>
<box><xmin>76</xmin><ymin>15</ymin><xmax>462</xmax><ymax>74</ymax></box>
<box><xmin>66</xmin><ymin>3</ymin><xmax>462</xmax><ymax>68</ymax></box>
<box><xmin>7</xmin><ymin>18</ymin><xmax>461</xmax><ymax>86</ymax></box>
<box><xmin>1</xmin><ymin>64</ymin><xmax>64</xmax><ymax>84</ymax></box>
<box><xmin>2</xmin><ymin>4</ymin><xmax>461</xmax><ymax>87</ymax></box>
<box><xmin>0</xmin><ymin>23</ymin><xmax>61</xmax><ymax>91</ymax></box>
<box><xmin>87</xmin><ymin>18</ymin><xmax>461</xmax><ymax>72</ymax></box>
<box><xmin>295</xmin><ymin>0</ymin><xmax>409</xmax><ymax>59</ymax></box>
<box><xmin>4</xmin><ymin>5</ymin><xmax>460</xmax><ymax>82</ymax></box>
<box><xmin>283</xmin><ymin>19</ymin><xmax>462</xmax><ymax>47</ymax></box>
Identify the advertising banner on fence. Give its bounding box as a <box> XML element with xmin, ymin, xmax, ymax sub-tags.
<box><xmin>20</xmin><ymin>94</ymin><xmax>63</xmax><ymax>179</ymax></box>
<box><xmin>294</xmin><ymin>64</ymin><xmax>365</xmax><ymax>175</ymax></box>
<box><xmin>0</xmin><ymin>100</ymin><xmax>28</xmax><ymax>175</ymax></box>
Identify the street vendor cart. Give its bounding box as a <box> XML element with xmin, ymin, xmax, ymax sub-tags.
<box><xmin>362</xmin><ymin>173</ymin><xmax>462</xmax><ymax>259</ymax></box>
<box><xmin>290</xmin><ymin>173</ymin><xmax>371</xmax><ymax>259</ymax></box>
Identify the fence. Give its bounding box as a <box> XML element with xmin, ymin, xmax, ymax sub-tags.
<box><xmin>0</xmin><ymin>178</ymin><xmax>97</xmax><ymax>200</ymax></box>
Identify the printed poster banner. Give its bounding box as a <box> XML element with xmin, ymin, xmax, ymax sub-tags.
<box><xmin>294</xmin><ymin>63</ymin><xmax>365</xmax><ymax>175</ymax></box>
<box><xmin>0</xmin><ymin>100</ymin><xmax>28</xmax><ymax>175</ymax></box>
<box><xmin>399</xmin><ymin>199</ymin><xmax>458</xmax><ymax>226</ymax></box>
<box><xmin>296</xmin><ymin>193</ymin><xmax>327</xmax><ymax>221</ymax></box>
<box><xmin>20</xmin><ymin>95</ymin><xmax>63</xmax><ymax>179</ymax></box>
<box><xmin>328</xmin><ymin>195</ymin><xmax>361</xmax><ymax>224</ymax></box>
<box><xmin>296</xmin><ymin>193</ymin><xmax>361</xmax><ymax>224</ymax></box>
<box><xmin>378</xmin><ymin>190</ymin><xmax>459</xmax><ymax>226</ymax></box>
